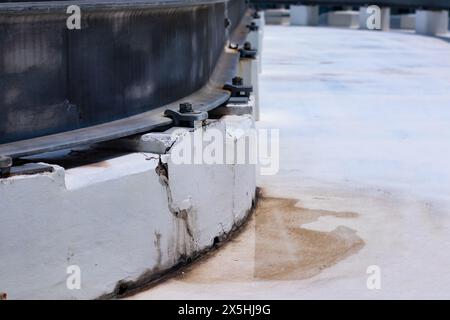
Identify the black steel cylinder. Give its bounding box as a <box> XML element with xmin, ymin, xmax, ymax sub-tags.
<box><xmin>0</xmin><ymin>0</ymin><xmax>247</xmax><ymax>145</ymax></box>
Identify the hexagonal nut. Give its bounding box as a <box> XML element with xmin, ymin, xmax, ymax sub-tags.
<box><xmin>0</xmin><ymin>156</ymin><xmax>12</xmax><ymax>169</ymax></box>
<box><xmin>232</xmin><ymin>76</ymin><xmax>243</xmax><ymax>86</ymax></box>
<box><xmin>179</xmin><ymin>102</ymin><xmax>194</xmax><ymax>113</ymax></box>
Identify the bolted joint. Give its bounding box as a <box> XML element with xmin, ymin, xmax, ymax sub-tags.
<box><xmin>246</xmin><ymin>22</ymin><xmax>259</xmax><ymax>32</ymax></box>
<box><xmin>224</xmin><ymin>18</ymin><xmax>231</xmax><ymax>29</ymax></box>
<box><xmin>223</xmin><ymin>78</ymin><xmax>253</xmax><ymax>104</ymax></box>
<box><xmin>179</xmin><ymin>102</ymin><xmax>194</xmax><ymax>114</ymax></box>
<box><xmin>232</xmin><ymin>76</ymin><xmax>243</xmax><ymax>86</ymax></box>
<box><xmin>0</xmin><ymin>156</ymin><xmax>12</xmax><ymax>178</ymax></box>
<box><xmin>165</xmin><ymin>103</ymin><xmax>208</xmax><ymax>128</ymax></box>
<box><xmin>239</xmin><ymin>41</ymin><xmax>257</xmax><ymax>59</ymax></box>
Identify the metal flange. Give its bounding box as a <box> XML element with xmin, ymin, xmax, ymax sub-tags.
<box><xmin>0</xmin><ymin>156</ymin><xmax>12</xmax><ymax>178</ymax></box>
<box><xmin>164</xmin><ymin>103</ymin><xmax>208</xmax><ymax>128</ymax></box>
<box><xmin>223</xmin><ymin>77</ymin><xmax>253</xmax><ymax>104</ymax></box>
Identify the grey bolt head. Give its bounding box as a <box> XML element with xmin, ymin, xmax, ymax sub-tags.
<box><xmin>179</xmin><ymin>102</ymin><xmax>193</xmax><ymax>113</ymax></box>
<box><xmin>224</xmin><ymin>18</ymin><xmax>231</xmax><ymax>29</ymax></box>
<box><xmin>0</xmin><ymin>156</ymin><xmax>12</xmax><ymax>168</ymax></box>
<box><xmin>232</xmin><ymin>76</ymin><xmax>243</xmax><ymax>86</ymax></box>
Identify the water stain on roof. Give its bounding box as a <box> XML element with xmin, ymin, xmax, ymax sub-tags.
<box><xmin>255</xmin><ymin>196</ymin><xmax>364</xmax><ymax>280</ymax></box>
<box><xmin>175</xmin><ymin>193</ymin><xmax>364</xmax><ymax>283</ymax></box>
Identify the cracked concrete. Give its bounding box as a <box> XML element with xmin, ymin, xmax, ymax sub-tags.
<box><xmin>0</xmin><ymin>114</ymin><xmax>256</xmax><ymax>299</ymax></box>
<box><xmin>130</xmin><ymin>26</ymin><xmax>450</xmax><ymax>299</ymax></box>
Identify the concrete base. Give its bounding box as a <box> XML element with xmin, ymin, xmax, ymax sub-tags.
<box><xmin>290</xmin><ymin>5</ymin><xmax>318</xmax><ymax>26</ymax></box>
<box><xmin>0</xmin><ymin>115</ymin><xmax>256</xmax><ymax>299</ymax></box>
<box><xmin>247</xmin><ymin>24</ymin><xmax>260</xmax><ymax>51</ymax></box>
<box><xmin>252</xmin><ymin>12</ymin><xmax>264</xmax><ymax>73</ymax></box>
<box><xmin>247</xmin><ymin>29</ymin><xmax>262</xmax><ymax>75</ymax></box>
<box><xmin>238</xmin><ymin>56</ymin><xmax>260</xmax><ymax>121</ymax></box>
<box><xmin>400</xmin><ymin>13</ymin><xmax>415</xmax><ymax>29</ymax></box>
<box><xmin>265</xmin><ymin>9</ymin><xmax>290</xmax><ymax>26</ymax></box>
<box><xmin>415</xmin><ymin>10</ymin><xmax>449</xmax><ymax>36</ymax></box>
<box><xmin>253</xmin><ymin>11</ymin><xmax>265</xmax><ymax>32</ymax></box>
<box><xmin>359</xmin><ymin>6</ymin><xmax>390</xmax><ymax>31</ymax></box>
<box><xmin>327</xmin><ymin>10</ymin><xmax>359</xmax><ymax>28</ymax></box>
<box><xmin>209</xmin><ymin>96</ymin><xmax>254</xmax><ymax>118</ymax></box>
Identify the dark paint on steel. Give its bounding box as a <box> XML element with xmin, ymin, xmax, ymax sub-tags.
<box><xmin>0</xmin><ymin>0</ymin><xmax>248</xmax><ymax>158</ymax></box>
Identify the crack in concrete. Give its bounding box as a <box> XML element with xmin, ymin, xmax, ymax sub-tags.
<box><xmin>155</xmin><ymin>159</ymin><xmax>196</xmax><ymax>259</ymax></box>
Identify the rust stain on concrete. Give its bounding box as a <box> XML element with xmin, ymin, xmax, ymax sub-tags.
<box><xmin>83</xmin><ymin>160</ymin><xmax>110</xmax><ymax>168</ymax></box>
<box><xmin>254</xmin><ymin>196</ymin><xmax>364</xmax><ymax>280</ymax></box>
<box><xmin>174</xmin><ymin>192</ymin><xmax>364</xmax><ymax>284</ymax></box>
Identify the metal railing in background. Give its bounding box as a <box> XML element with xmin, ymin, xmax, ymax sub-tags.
<box><xmin>249</xmin><ymin>0</ymin><xmax>450</xmax><ymax>10</ymax></box>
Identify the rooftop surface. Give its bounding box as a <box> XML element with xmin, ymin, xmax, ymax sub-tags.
<box><xmin>131</xmin><ymin>25</ymin><xmax>450</xmax><ymax>299</ymax></box>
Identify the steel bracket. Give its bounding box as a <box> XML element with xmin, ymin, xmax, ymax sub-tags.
<box><xmin>246</xmin><ymin>22</ymin><xmax>259</xmax><ymax>32</ymax></box>
<box><xmin>239</xmin><ymin>42</ymin><xmax>257</xmax><ymax>59</ymax></box>
<box><xmin>0</xmin><ymin>156</ymin><xmax>12</xmax><ymax>178</ymax></box>
<box><xmin>164</xmin><ymin>103</ymin><xmax>208</xmax><ymax>128</ymax></box>
<box><xmin>223</xmin><ymin>77</ymin><xmax>253</xmax><ymax>104</ymax></box>
<box><xmin>0</xmin><ymin>157</ymin><xmax>54</xmax><ymax>179</ymax></box>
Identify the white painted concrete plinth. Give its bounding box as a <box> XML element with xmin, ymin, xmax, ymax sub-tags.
<box><xmin>252</xmin><ymin>13</ymin><xmax>265</xmax><ymax>73</ymax></box>
<box><xmin>327</xmin><ymin>11</ymin><xmax>359</xmax><ymax>28</ymax></box>
<box><xmin>290</xmin><ymin>5</ymin><xmax>318</xmax><ymax>26</ymax></box>
<box><xmin>247</xmin><ymin>26</ymin><xmax>259</xmax><ymax>51</ymax></box>
<box><xmin>0</xmin><ymin>115</ymin><xmax>256</xmax><ymax>299</ymax></box>
<box><xmin>247</xmin><ymin>29</ymin><xmax>262</xmax><ymax>74</ymax></box>
<box><xmin>238</xmin><ymin>56</ymin><xmax>260</xmax><ymax>121</ymax></box>
<box><xmin>400</xmin><ymin>13</ymin><xmax>415</xmax><ymax>29</ymax></box>
<box><xmin>415</xmin><ymin>10</ymin><xmax>449</xmax><ymax>36</ymax></box>
<box><xmin>265</xmin><ymin>9</ymin><xmax>289</xmax><ymax>26</ymax></box>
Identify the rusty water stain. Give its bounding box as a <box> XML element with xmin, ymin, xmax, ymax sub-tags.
<box><xmin>154</xmin><ymin>231</ymin><xmax>162</xmax><ymax>269</ymax></box>
<box><xmin>176</xmin><ymin>193</ymin><xmax>364</xmax><ymax>283</ymax></box>
<box><xmin>254</xmin><ymin>196</ymin><xmax>364</xmax><ymax>280</ymax></box>
<box><xmin>111</xmin><ymin>192</ymin><xmax>364</xmax><ymax>299</ymax></box>
<box><xmin>83</xmin><ymin>160</ymin><xmax>110</xmax><ymax>168</ymax></box>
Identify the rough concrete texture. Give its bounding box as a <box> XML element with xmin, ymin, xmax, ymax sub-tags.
<box><xmin>238</xmin><ymin>58</ymin><xmax>259</xmax><ymax>120</ymax></box>
<box><xmin>327</xmin><ymin>10</ymin><xmax>359</xmax><ymax>28</ymax></box>
<box><xmin>253</xmin><ymin>12</ymin><xmax>264</xmax><ymax>73</ymax></box>
<box><xmin>416</xmin><ymin>10</ymin><xmax>449</xmax><ymax>35</ymax></box>
<box><xmin>400</xmin><ymin>14</ymin><xmax>415</xmax><ymax>29</ymax></box>
<box><xmin>290</xmin><ymin>5</ymin><xmax>318</xmax><ymax>26</ymax></box>
<box><xmin>265</xmin><ymin>9</ymin><xmax>290</xmax><ymax>26</ymax></box>
<box><xmin>131</xmin><ymin>26</ymin><xmax>450</xmax><ymax>299</ymax></box>
<box><xmin>0</xmin><ymin>116</ymin><xmax>256</xmax><ymax>299</ymax></box>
